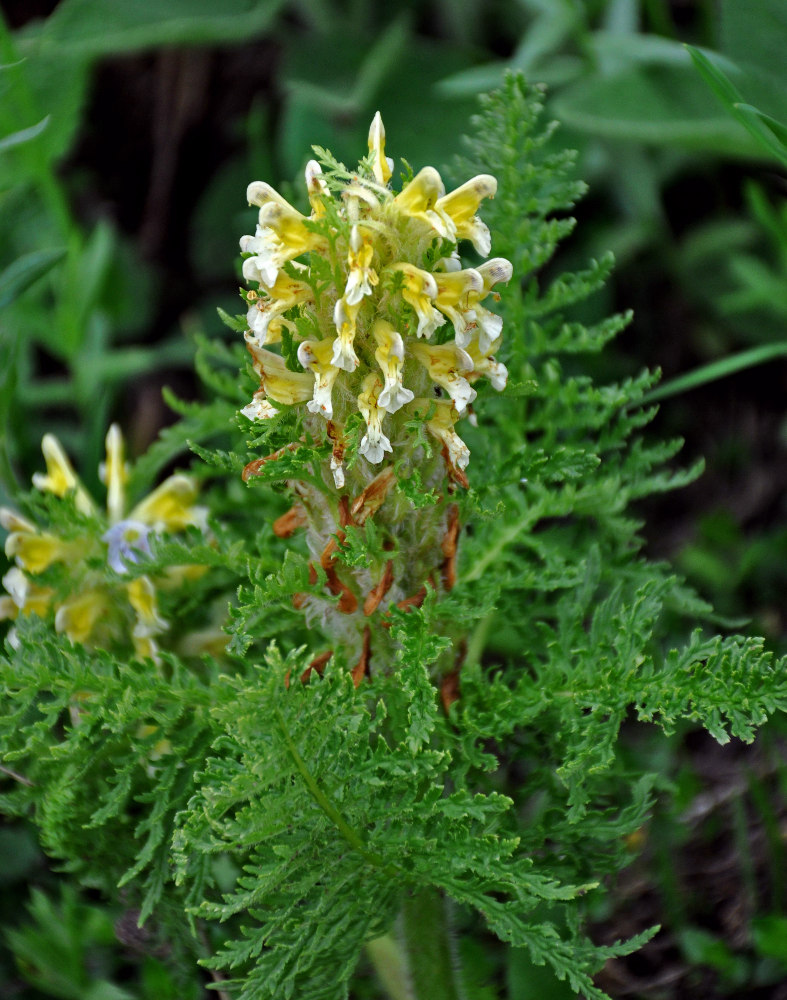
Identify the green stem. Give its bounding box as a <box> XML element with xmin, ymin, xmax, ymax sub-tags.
<box><xmin>635</xmin><ymin>342</ymin><xmax>787</xmax><ymax>407</ymax></box>
<box><xmin>399</xmin><ymin>887</ymin><xmax>465</xmax><ymax>1000</ymax></box>
<box><xmin>366</xmin><ymin>933</ymin><xmax>413</xmax><ymax>1000</ymax></box>
<box><xmin>461</xmin><ymin>512</ymin><xmax>534</xmax><ymax>584</ymax></box>
<box><xmin>273</xmin><ymin>704</ymin><xmax>389</xmax><ymax>870</ymax></box>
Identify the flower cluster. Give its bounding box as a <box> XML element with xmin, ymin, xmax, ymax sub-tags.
<box><xmin>239</xmin><ymin>112</ymin><xmax>512</xmax><ymax>487</ymax></box>
<box><xmin>0</xmin><ymin>427</ymin><xmax>206</xmax><ymax>661</ymax></box>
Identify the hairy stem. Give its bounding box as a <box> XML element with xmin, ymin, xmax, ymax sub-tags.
<box><xmin>399</xmin><ymin>887</ymin><xmax>466</xmax><ymax>1000</ymax></box>
<box><xmin>366</xmin><ymin>933</ymin><xmax>413</xmax><ymax>1000</ymax></box>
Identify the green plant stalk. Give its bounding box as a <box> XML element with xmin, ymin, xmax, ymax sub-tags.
<box><xmin>398</xmin><ymin>888</ymin><xmax>466</xmax><ymax>1000</ymax></box>
<box><xmin>636</xmin><ymin>342</ymin><xmax>787</xmax><ymax>406</ymax></box>
<box><xmin>366</xmin><ymin>933</ymin><xmax>413</xmax><ymax>1000</ymax></box>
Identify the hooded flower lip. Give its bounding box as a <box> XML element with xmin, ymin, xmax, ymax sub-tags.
<box><xmin>238</xmin><ymin>112</ymin><xmax>513</xmax><ymax>481</ymax></box>
<box><xmin>246</xmin><ymin>180</ymin><xmax>296</xmax><ymax>211</ymax></box>
<box><xmin>451</xmin><ymin>258</ymin><xmax>513</xmax><ymax>351</ymax></box>
<box><xmin>305</xmin><ymin>159</ymin><xmax>330</xmax><ymax>217</ymax></box>
<box><xmin>1</xmin><ymin>426</ymin><xmax>206</xmax><ymax>660</ymax></box>
<box><xmin>3</xmin><ymin>528</ymin><xmax>79</xmax><ymax>575</ymax></box>
<box><xmin>393</xmin><ymin>166</ymin><xmax>454</xmax><ymax>238</ymax></box>
<box><xmin>435</xmin><ymin>174</ymin><xmax>497</xmax><ymax>256</ymax></box>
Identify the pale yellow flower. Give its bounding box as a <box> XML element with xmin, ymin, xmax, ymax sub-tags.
<box><xmin>432</xmin><ymin>267</ymin><xmax>485</xmax><ymax>343</ymax></box>
<box><xmin>344</xmin><ymin>225</ymin><xmax>378</xmax><ymax>306</ymax></box>
<box><xmin>373</xmin><ymin>320</ymin><xmax>414</xmax><ymax>414</ymax></box>
<box><xmin>423</xmin><ymin>399</ymin><xmax>470</xmax><ymax>474</ymax></box>
<box><xmin>368</xmin><ymin>111</ymin><xmax>393</xmax><ymax>186</ymax></box>
<box><xmin>241</xmin><ymin>195</ymin><xmax>328</xmax><ymax>288</ymax></box>
<box><xmin>32</xmin><ymin>435</ymin><xmax>94</xmax><ymax>516</ymax></box>
<box><xmin>357</xmin><ymin>374</ymin><xmax>392</xmax><ymax>464</ymax></box>
<box><xmin>410</xmin><ymin>341</ymin><xmax>476</xmax><ymax>414</ymax></box>
<box><xmin>246</xmin><ymin>271</ymin><xmax>313</xmax><ymax>346</ymax></box>
<box><xmin>245</xmin><ymin>336</ymin><xmax>314</xmax><ymax>406</ymax></box>
<box><xmin>297</xmin><ymin>338</ymin><xmax>341</xmax><ymax>419</ymax></box>
<box><xmin>392</xmin><ymin>167</ymin><xmax>454</xmax><ymax>238</ymax></box>
<box><xmin>305</xmin><ymin>159</ymin><xmax>330</xmax><ymax>217</ymax></box>
<box><xmin>387</xmin><ymin>263</ymin><xmax>444</xmax><ymax>340</ymax></box>
<box><xmin>1</xmin><ymin>426</ymin><xmax>206</xmax><ymax>660</ymax></box>
<box><xmin>331</xmin><ymin>297</ymin><xmax>362</xmax><ymax>372</ymax></box>
<box><xmin>464</xmin><ymin>334</ymin><xmax>509</xmax><ymax>391</ymax></box>
<box><xmin>435</xmin><ymin>174</ymin><xmax>498</xmax><ymax>256</ymax></box>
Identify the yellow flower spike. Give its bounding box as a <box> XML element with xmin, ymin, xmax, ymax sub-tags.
<box><xmin>102</xmin><ymin>424</ymin><xmax>127</xmax><ymax>524</ymax></box>
<box><xmin>344</xmin><ymin>225</ymin><xmax>379</xmax><ymax>306</ymax></box>
<box><xmin>410</xmin><ymin>341</ymin><xmax>477</xmax><ymax>414</ymax></box>
<box><xmin>237</xmin><ymin>114</ymin><xmax>512</xmax><ymax>484</ymax></box>
<box><xmin>246</xmin><ymin>272</ymin><xmax>313</xmax><ymax>345</ymax></box>
<box><xmin>393</xmin><ymin>166</ymin><xmax>454</xmax><ymax>239</ymax></box>
<box><xmin>32</xmin><ymin>435</ymin><xmax>95</xmax><ymax>516</ymax></box>
<box><xmin>421</xmin><ymin>399</ymin><xmax>470</xmax><ymax>473</ymax></box>
<box><xmin>1</xmin><ymin>567</ymin><xmax>53</xmax><ymax>617</ymax></box>
<box><xmin>245</xmin><ymin>337</ymin><xmax>314</xmax><ymax>406</ymax></box>
<box><xmin>331</xmin><ymin>297</ymin><xmax>361</xmax><ymax>372</ymax></box>
<box><xmin>373</xmin><ymin>320</ymin><xmax>414</xmax><ymax>414</ymax></box>
<box><xmin>432</xmin><ymin>267</ymin><xmax>485</xmax><ymax>344</ymax></box>
<box><xmin>305</xmin><ymin>159</ymin><xmax>330</xmax><ymax>217</ymax></box>
<box><xmin>55</xmin><ymin>589</ymin><xmax>109</xmax><ymax>644</ymax></box>
<box><xmin>4</xmin><ymin>530</ymin><xmax>77</xmax><ymax>574</ymax></box>
<box><xmin>368</xmin><ymin>111</ymin><xmax>393</xmax><ymax>186</ymax></box>
<box><xmin>297</xmin><ymin>338</ymin><xmax>342</xmax><ymax>419</ymax></box>
<box><xmin>387</xmin><ymin>263</ymin><xmax>445</xmax><ymax>339</ymax></box>
<box><xmin>435</xmin><ymin>174</ymin><xmax>497</xmax><ymax>256</ymax></box>
<box><xmin>130</xmin><ymin>474</ymin><xmax>202</xmax><ymax>532</ymax></box>
<box><xmin>463</xmin><ymin>335</ymin><xmax>508</xmax><ymax>391</ymax></box>
<box><xmin>357</xmin><ymin>374</ymin><xmax>393</xmax><ymax>465</ymax></box>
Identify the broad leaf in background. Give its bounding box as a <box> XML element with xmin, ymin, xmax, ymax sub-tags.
<box><xmin>35</xmin><ymin>0</ymin><xmax>287</xmax><ymax>56</ymax></box>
